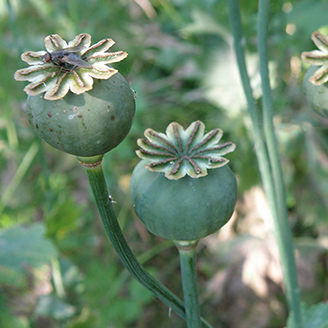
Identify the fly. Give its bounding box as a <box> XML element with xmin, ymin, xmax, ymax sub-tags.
<box><xmin>42</xmin><ymin>46</ymin><xmax>92</xmax><ymax>70</ymax></box>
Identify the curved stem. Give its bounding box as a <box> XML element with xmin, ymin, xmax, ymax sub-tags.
<box><xmin>79</xmin><ymin>157</ymin><xmax>213</xmax><ymax>328</ymax></box>
<box><xmin>175</xmin><ymin>240</ymin><xmax>202</xmax><ymax>328</ymax></box>
<box><xmin>257</xmin><ymin>0</ymin><xmax>303</xmax><ymax>326</ymax></box>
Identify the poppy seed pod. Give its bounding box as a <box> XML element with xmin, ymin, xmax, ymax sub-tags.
<box><xmin>130</xmin><ymin>159</ymin><xmax>237</xmax><ymax>241</ymax></box>
<box><xmin>15</xmin><ymin>33</ymin><xmax>135</xmax><ymax>157</ymax></box>
<box><xmin>301</xmin><ymin>31</ymin><xmax>328</xmax><ymax>118</ymax></box>
<box><xmin>26</xmin><ymin>73</ymin><xmax>135</xmax><ymax>156</ymax></box>
<box><xmin>303</xmin><ymin>65</ymin><xmax>328</xmax><ymax>118</ymax></box>
<box><xmin>130</xmin><ymin>121</ymin><xmax>237</xmax><ymax>241</ymax></box>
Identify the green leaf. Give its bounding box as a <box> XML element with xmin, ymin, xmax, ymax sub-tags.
<box><xmin>181</xmin><ymin>10</ymin><xmax>230</xmax><ymax>38</ymax></box>
<box><xmin>0</xmin><ymin>265</ymin><xmax>26</xmax><ymax>288</ymax></box>
<box><xmin>0</xmin><ymin>223</ymin><xmax>57</xmax><ymax>270</ymax></box>
<box><xmin>34</xmin><ymin>295</ymin><xmax>76</xmax><ymax>320</ymax></box>
<box><xmin>0</xmin><ymin>294</ymin><xmax>29</xmax><ymax>328</ymax></box>
<box><xmin>286</xmin><ymin>303</ymin><xmax>328</xmax><ymax>328</ymax></box>
<box><xmin>45</xmin><ymin>197</ymin><xmax>82</xmax><ymax>240</ymax></box>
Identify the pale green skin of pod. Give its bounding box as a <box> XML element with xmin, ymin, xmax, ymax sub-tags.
<box><xmin>26</xmin><ymin>72</ymin><xmax>136</xmax><ymax>157</ymax></box>
<box><xmin>130</xmin><ymin>159</ymin><xmax>238</xmax><ymax>241</ymax></box>
<box><xmin>303</xmin><ymin>65</ymin><xmax>328</xmax><ymax>118</ymax></box>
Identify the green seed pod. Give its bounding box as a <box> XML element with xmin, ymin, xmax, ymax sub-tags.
<box><xmin>130</xmin><ymin>159</ymin><xmax>237</xmax><ymax>241</ymax></box>
<box><xmin>303</xmin><ymin>65</ymin><xmax>328</xmax><ymax>118</ymax></box>
<box><xmin>26</xmin><ymin>73</ymin><xmax>135</xmax><ymax>156</ymax></box>
<box><xmin>14</xmin><ymin>33</ymin><xmax>135</xmax><ymax>157</ymax></box>
<box><xmin>130</xmin><ymin>121</ymin><xmax>237</xmax><ymax>241</ymax></box>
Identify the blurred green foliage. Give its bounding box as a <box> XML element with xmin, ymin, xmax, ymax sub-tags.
<box><xmin>0</xmin><ymin>0</ymin><xmax>328</xmax><ymax>327</ymax></box>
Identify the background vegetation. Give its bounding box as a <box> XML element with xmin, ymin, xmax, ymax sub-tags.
<box><xmin>1</xmin><ymin>0</ymin><xmax>328</xmax><ymax>327</ymax></box>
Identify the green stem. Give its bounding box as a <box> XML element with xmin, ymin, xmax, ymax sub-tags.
<box><xmin>227</xmin><ymin>0</ymin><xmax>277</xmax><ymax>219</ymax></box>
<box><xmin>175</xmin><ymin>240</ymin><xmax>202</xmax><ymax>328</ymax></box>
<box><xmin>79</xmin><ymin>157</ymin><xmax>213</xmax><ymax>328</ymax></box>
<box><xmin>257</xmin><ymin>1</ymin><xmax>303</xmax><ymax>326</ymax></box>
<box><xmin>227</xmin><ymin>0</ymin><xmax>303</xmax><ymax>326</ymax></box>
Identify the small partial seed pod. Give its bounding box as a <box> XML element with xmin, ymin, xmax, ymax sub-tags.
<box><xmin>303</xmin><ymin>65</ymin><xmax>328</xmax><ymax>118</ymax></box>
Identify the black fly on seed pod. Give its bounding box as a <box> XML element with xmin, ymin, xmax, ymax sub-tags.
<box><xmin>14</xmin><ymin>33</ymin><xmax>135</xmax><ymax>155</ymax></box>
<box><xmin>42</xmin><ymin>47</ymin><xmax>92</xmax><ymax>71</ymax></box>
<box><xmin>14</xmin><ymin>33</ymin><xmax>129</xmax><ymax>101</ymax></box>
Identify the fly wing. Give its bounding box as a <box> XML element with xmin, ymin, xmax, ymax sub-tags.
<box><xmin>64</xmin><ymin>46</ymin><xmax>87</xmax><ymax>53</ymax></box>
<box><xmin>61</xmin><ymin>53</ymin><xmax>92</xmax><ymax>68</ymax></box>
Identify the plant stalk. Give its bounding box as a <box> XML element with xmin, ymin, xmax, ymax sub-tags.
<box><xmin>175</xmin><ymin>240</ymin><xmax>202</xmax><ymax>328</ymax></box>
<box><xmin>227</xmin><ymin>0</ymin><xmax>303</xmax><ymax>326</ymax></box>
<box><xmin>79</xmin><ymin>157</ymin><xmax>213</xmax><ymax>328</ymax></box>
<box><xmin>226</xmin><ymin>0</ymin><xmax>277</xmax><ymax>220</ymax></box>
<box><xmin>257</xmin><ymin>0</ymin><xmax>303</xmax><ymax>326</ymax></box>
